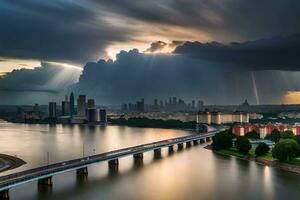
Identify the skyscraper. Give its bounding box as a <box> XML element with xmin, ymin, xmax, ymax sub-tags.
<box><xmin>88</xmin><ymin>108</ymin><xmax>96</xmax><ymax>123</ymax></box>
<box><xmin>160</xmin><ymin>100</ymin><xmax>163</xmax><ymax>107</ymax></box>
<box><xmin>48</xmin><ymin>102</ymin><xmax>57</xmax><ymax>119</ymax></box>
<box><xmin>62</xmin><ymin>102</ymin><xmax>70</xmax><ymax>116</ymax></box>
<box><xmin>136</xmin><ymin>98</ymin><xmax>144</xmax><ymax>111</ymax></box>
<box><xmin>69</xmin><ymin>92</ymin><xmax>75</xmax><ymax>116</ymax></box>
<box><xmin>99</xmin><ymin>109</ymin><xmax>107</xmax><ymax>123</ymax></box>
<box><xmin>198</xmin><ymin>100</ymin><xmax>204</xmax><ymax>109</ymax></box>
<box><xmin>77</xmin><ymin>95</ymin><xmax>86</xmax><ymax>116</ymax></box>
<box><xmin>87</xmin><ymin>99</ymin><xmax>95</xmax><ymax>109</ymax></box>
<box><xmin>122</xmin><ymin>104</ymin><xmax>128</xmax><ymax>111</ymax></box>
<box><xmin>62</xmin><ymin>95</ymin><xmax>70</xmax><ymax>116</ymax></box>
<box><xmin>154</xmin><ymin>99</ymin><xmax>158</xmax><ymax>106</ymax></box>
<box><xmin>192</xmin><ymin>100</ymin><xmax>195</xmax><ymax>108</ymax></box>
<box><xmin>172</xmin><ymin>97</ymin><xmax>177</xmax><ymax>106</ymax></box>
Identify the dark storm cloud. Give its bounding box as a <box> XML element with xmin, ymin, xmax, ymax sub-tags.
<box><xmin>73</xmin><ymin>49</ymin><xmax>300</xmax><ymax>105</ymax></box>
<box><xmin>169</xmin><ymin>41</ymin><xmax>185</xmax><ymax>48</ymax></box>
<box><xmin>0</xmin><ymin>62</ymin><xmax>81</xmax><ymax>92</ymax></box>
<box><xmin>96</xmin><ymin>0</ymin><xmax>300</xmax><ymax>41</ymax></box>
<box><xmin>144</xmin><ymin>41</ymin><xmax>185</xmax><ymax>53</ymax></box>
<box><xmin>0</xmin><ymin>0</ymin><xmax>131</xmax><ymax>65</ymax></box>
<box><xmin>144</xmin><ymin>41</ymin><xmax>167</xmax><ymax>53</ymax></box>
<box><xmin>1</xmin><ymin>0</ymin><xmax>300</xmax><ymax>66</ymax></box>
<box><xmin>174</xmin><ymin>34</ymin><xmax>300</xmax><ymax>70</ymax></box>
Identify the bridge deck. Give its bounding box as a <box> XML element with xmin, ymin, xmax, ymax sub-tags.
<box><xmin>0</xmin><ymin>132</ymin><xmax>215</xmax><ymax>191</ymax></box>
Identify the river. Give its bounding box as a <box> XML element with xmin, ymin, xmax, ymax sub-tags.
<box><xmin>0</xmin><ymin>121</ymin><xmax>300</xmax><ymax>200</ymax></box>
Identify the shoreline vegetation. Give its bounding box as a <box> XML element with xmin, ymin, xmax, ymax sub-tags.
<box><xmin>209</xmin><ymin>129</ymin><xmax>300</xmax><ymax>174</ymax></box>
<box><xmin>0</xmin><ymin>154</ymin><xmax>26</xmax><ymax>173</ymax></box>
<box><xmin>211</xmin><ymin>146</ymin><xmax>300</xmax><ymax>174</ymax></box>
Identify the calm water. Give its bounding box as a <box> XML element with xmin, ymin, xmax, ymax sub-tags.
<box><xmin>1</xmin><ymin>121</ymin><xmax>300</xmax><ymax>200</ymax></box>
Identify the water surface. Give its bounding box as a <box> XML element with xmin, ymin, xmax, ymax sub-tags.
<box><xmin>0</xmin><ymin>122</ymin><xmax>300</xmax><ymax>200</ymax></box>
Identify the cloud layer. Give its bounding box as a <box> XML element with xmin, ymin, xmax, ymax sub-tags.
<box><xmin>73</xmin><ymin>49</ymin><xmax>300</xmax><ymax>105</ymax></box>
<box><xmin>0</xmin><ymin>62</ymin><xmax>81</xmax><ymax>92</ymax></box>
<box><xmin>1</xmin><ymin>32</ymin><xmax>300</xmax><ymax>105</ymax></box>
<box><xmin>174</xmin><ymin>34</ymin><xmax>300</xmax><ymax>70</ymax></box>
<box><xmin>1</xmin><ymin>0</ymin><xmax>300</xmax><ymax>65</ymax></box>
<box><xmin>1</xmin><ymin>0</ymin><xmax>300</xmax><ymax>105</ymax></box>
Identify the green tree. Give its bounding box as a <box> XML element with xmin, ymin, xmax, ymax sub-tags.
<box><xmin>272</xmin><ymin>139</ymin><xmax>299</xmax><ymax>162</ymax></box>
<box><xmin>245</xmin><ymin>130</ymin><xmax>260</xmax><ymax>140</ymax></box>
<box><xmin>212</xmin><ymin>131</ymin><xmax>232</xmax><ymax>150</ymax></box>
<box><xmin>293</xmin><ymin>135</ymin><xmax>300</xmax><ymax>156</ymax></box>
<box><xmin>264</xmin><ymin>129</ymin><xmax>281</xmax><ymax>143</ymax></box>
<box><xmin>235</xmin><ymin>136</ymin><xmax>252</xmax><ymax>154</ymax></box>
<box><xmin>293</xmin><ymin>135</ymin><xmax>300</xmax><ymax>146</ymax></box>
<box><xmin>281</xmin><ymin>130</ymin><xmax>294</xmax><ymax>139</ymax></box>
<box><xmin>255</xmin><ymin>142</ymin><xmax>270</xmax><ymax>156</ymax></box>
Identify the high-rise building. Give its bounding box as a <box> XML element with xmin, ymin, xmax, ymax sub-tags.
<box><xmin>129</xmin><ymin>103</ymin><xmax>134</xmax><ymax>111</ymax></box>
<box><xmin>169</xmin><ymin>97</ymin><xmax>172</xmax><ymax>105</ymax></box>
<box><xmin>178</xmin><ymin>99</ymin><xmax>184</xmax><ymax>107</ymax></box>
<box><xmin>33</xmin><ymin>104</ymin><xmax>40</xmax><ymax>112</ymax></box>
<box><xmin>100</xmin><ymin>109</ymin><xmax>107</xmax><ymax>123</ymax></box>
<box><xmin>198</xmin><ymin>100</ymin><xmax>204</xmax><ymax>109</ymax></box>
<box><xmin>69</xmin><ymin>92</ymin><xmax>75</xmax><ymax>116</ymax></box>
<box><xmin>62</xmin><ymin>101</ymin><xmax>70</xmax><ymax>116</ymax></box>
<box><xmin>160</xmin><ymin>100</ymin><xmax>163</xmax><ymax>107</ymax></box>
<box><xmin>154</xmin><ymin>99</ymin><xmax>158</xmax><ymax>106</ymax></box>
<box><xmin>136</xmin><ymin>99</ymin><xmax>144</xmax><ymax>111</ymax></box>
<box><xmin>172</xmin><ymin>97</ymin><xmax>177</xmax><ymax>106</ymax></box>
<box><xmin>192</xmin><ymin>100</ymin><xmax>195</xmax><ymax>108</ymax></box>
<box><xmin>88</xmin><ymin>108</ymin><xmax>96</xmax><ymax>123</ymax></box>
<box><xmin>62</xmin><ymin>95</ymin><xmax>70</xmax><ymax>116</ymax></box>
<box><xmin>122</xmin><ymin>104</ymin><xmax>128</xmax><ymax>111</ymax></box>
<box><xmin>77</xmin><ymin>95</ymin><xmax>86</xmax><ymax>116</ymax></box>
<box><xmin>87</xmin><ymin>99</ymin><xmax>95</xmax><ymax>109</ymax></box>
<box><xmin>48</xmin><ymin>102</ymin><xmax>57</xmax><ymax>119</ymax></box>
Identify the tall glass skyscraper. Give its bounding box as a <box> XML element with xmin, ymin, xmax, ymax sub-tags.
<box><xmin>69</xmin><ymin>92</ymin><xmax>75</xmax><ymax>116</ymax></box>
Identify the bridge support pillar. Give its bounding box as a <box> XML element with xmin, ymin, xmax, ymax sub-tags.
<box><xmin>133</xmin><ymin>153</ymin><xmax>144</xmax><ymax>161</ymax></box>
<box><xmin>186</xmin><ymin>141</ymin><xmax>192</xmax><ymax>148</ymax></box>
<box><xmin>0</xmin><ymin>189</ymin><xmax>9</xmax><ymax>199</ymax></box>
<box><xmin>108</xmin><ymin>159</ymin><xmax>119</xmax><ymax>167</ymax></box>
<box><xmin>108</xmin><ymin>159</ymin><xmax>119</xmax><ymax>173</ymax></box>
<box><xmin>177</xmin><ymin>143</ymin><xmax>184</xmax><ymax>150</ymax></box>
<box><xmin>154</xmin><ymin>148</ymin><xmax>162</xmax><ymax>158</ymax></box>
<box><xmin>77</xmin><ymin>167</ymin><xmax>88</xmax><ymax>175</ymax></box>
<box><xmin>38</xmin><ymin>176</ymin><xmax>53</xmax><ymax>186</ymax></box>
<box><xmin>193</xmin><ymin>140</ymin><xmax>199</xmax><ymax>145</ymax></box>
<box><xmin>168</xmin><ymin>145</ymin><xmax>174</xmax><ymax>152</ymax></box>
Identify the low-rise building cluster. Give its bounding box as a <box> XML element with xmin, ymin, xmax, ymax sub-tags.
<box><xmin>197</xmin><ymin>111</ymin><xmax>249</xmax><ymax>125</ymax></box>
<box><xmin>233</xmin><ymin>123</ymin><xmax>300</xmax><ymax>138</ymax></box>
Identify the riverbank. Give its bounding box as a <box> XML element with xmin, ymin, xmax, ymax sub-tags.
<box><xmin>207</xmin><ymin>145</ymin><xmax>300</xmax><ymax>174</ymax></box>
<box><xmin>0</xmin><ymin>154</ymin><xmax>26</xmax><ymax>173</ymax></box>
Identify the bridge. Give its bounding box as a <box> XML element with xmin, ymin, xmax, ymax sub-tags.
<box><xmin>0</xmin><ymin>132</ymin><xmax>216</xmax><ymax>199</ymax></box>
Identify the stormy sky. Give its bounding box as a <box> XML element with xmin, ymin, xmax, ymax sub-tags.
<box><xmin>0</xmin><ymin>0</ymin><xmax>300</xmax><ymax>105</ymax></box>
